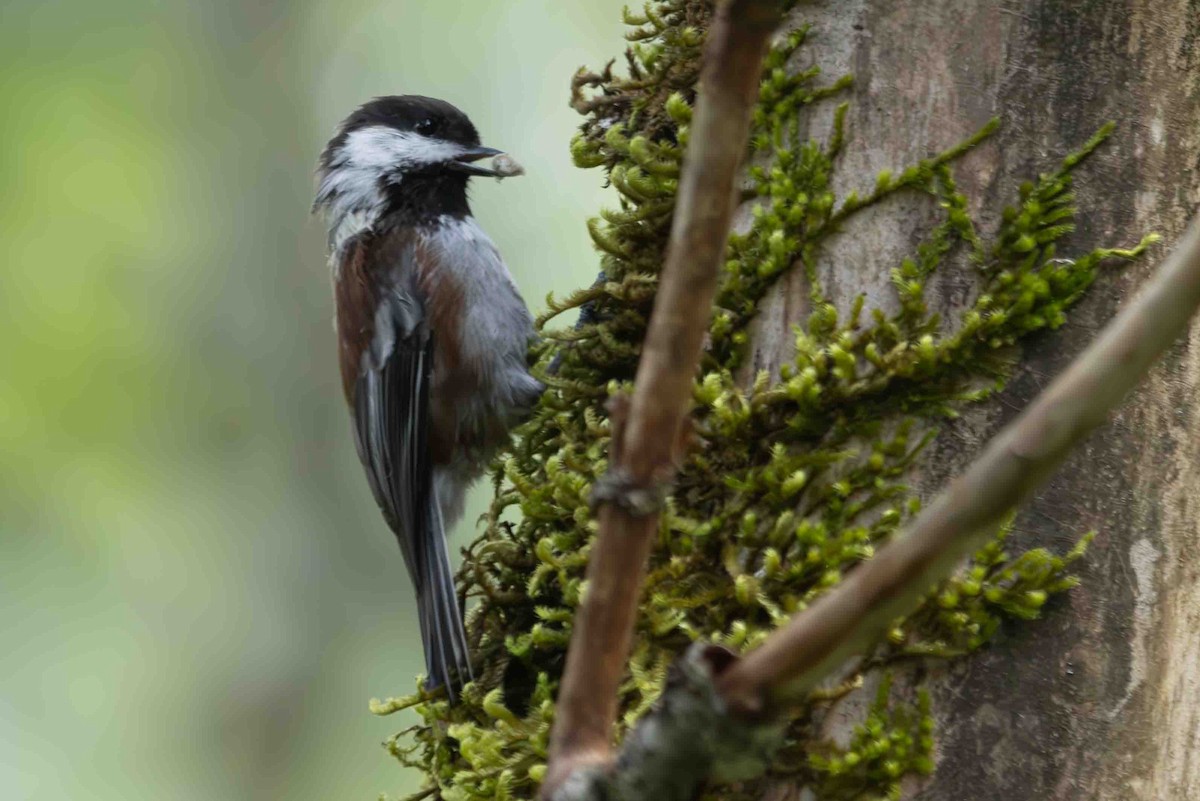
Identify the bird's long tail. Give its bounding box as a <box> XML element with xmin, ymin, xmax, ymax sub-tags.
<box><xmin>415</xmin><ymin>497</ymin><xmax>472</xmax><ymax>699</ymax></box>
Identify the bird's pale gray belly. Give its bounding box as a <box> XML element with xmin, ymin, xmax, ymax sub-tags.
<box><xmin>423</xmin><ymin>216</ymin><xmax>541</xmax><ymax>470</ymax></box>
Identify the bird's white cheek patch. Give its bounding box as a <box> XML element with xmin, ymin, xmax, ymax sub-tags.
<box><xmin>342</xmin><ymin>126</ymin><xmax>464</xmax><ymax>169</ymax></box>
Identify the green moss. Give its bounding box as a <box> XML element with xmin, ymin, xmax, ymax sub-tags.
<box><xmin>804</xmin><ymin>676</ymin><xmax>935</xmax><ymax>801</ymax></box>
<box><xmin>371</xmin><ymin>3</ymin><xmax>1156</xmax><ymax>799</ymax></box>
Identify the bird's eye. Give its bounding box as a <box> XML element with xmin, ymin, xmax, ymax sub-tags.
<box><xmin>415</xmin><ymin>117</ymin><xmax>437</xmax><ymax>136</ymax></box>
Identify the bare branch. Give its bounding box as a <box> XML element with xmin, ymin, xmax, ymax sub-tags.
<box><xmin>541</xmin><ymin>1</ymin><xmax>785</xmax><ymax>798</ymax></box>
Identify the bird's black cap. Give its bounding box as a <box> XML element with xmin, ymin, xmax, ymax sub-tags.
<box><xmin>318</xmin><ymin>95</ymin><xmax>483</xmax><ymax>171</ymax></box>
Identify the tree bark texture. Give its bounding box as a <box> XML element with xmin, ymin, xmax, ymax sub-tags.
<box><xmin>747</xmin><ymin>3</ymin><xmax>1200</xmax><ymax>799</ymax></box>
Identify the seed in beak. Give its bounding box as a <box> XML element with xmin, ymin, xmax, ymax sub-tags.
<box><xmin>491</xmin><ymin>154</ymin><xmax>525</xmax><ymax>179</ymax></box>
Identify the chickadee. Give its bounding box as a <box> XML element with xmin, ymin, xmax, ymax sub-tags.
<box><xmin>313</xmin><ymin>96</ymin><xmax>541</xmax><ymax>696</ymax></box>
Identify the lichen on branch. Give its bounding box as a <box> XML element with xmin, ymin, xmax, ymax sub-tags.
<box><xmin>372</xmin><ymin>3</ymin><xmax>1156</xmax><ymax>800</ymax></box>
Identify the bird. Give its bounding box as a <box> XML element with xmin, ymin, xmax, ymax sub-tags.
<box><xmin>312</xmin><ymin>95</ymin><xmax>542</xmax><ymax>698</ymax></box>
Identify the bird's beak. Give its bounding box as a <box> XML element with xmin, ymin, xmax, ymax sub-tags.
<box><xmin>447</xmin><ymin>145</ymin><xmax>505</xmax><ymax>177</ymax></box>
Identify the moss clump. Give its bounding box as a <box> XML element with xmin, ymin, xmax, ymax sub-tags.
<box><xmin>371</xmin><ymin>4</ymin><xmax>1157</xmax><ymax>800</ymax></box>
<box><xmin>804</xmin><ymin>676</ymin><xmax>934</xmax><ymax>801</ymax></box>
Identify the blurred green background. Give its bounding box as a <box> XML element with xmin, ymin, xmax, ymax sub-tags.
<box><xmin>0</xmin><ymin>1</ymin><xmax>625</xmax><ymax>798</ymax></box>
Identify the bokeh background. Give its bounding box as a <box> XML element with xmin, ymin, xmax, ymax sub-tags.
<box><xmin>0</xmin><ymin>1</ymin><xmax>627</xmax><ymax>798</ymax></box>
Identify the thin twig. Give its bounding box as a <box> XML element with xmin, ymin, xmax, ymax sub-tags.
<box><xmin>717</xmin><ymin>215</ymin><xmax>1198</xmax><ymax>713</ymax></box>
<box><xmin>541</xmin><ymin>1</ymin><xmax>785</xmax><ymax>798</ymax></box>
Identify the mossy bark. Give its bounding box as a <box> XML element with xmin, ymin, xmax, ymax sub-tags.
<box><xmin>747</xmin><ymin>3</ymin><xmax>1200</xmax><ymax>798</ymax></box>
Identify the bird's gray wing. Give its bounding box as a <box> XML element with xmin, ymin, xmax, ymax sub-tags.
<box><xmin>351</xmin><ymin>283</ymin><xmax>432</xmax><ymax>585</ymax></box>
<box><xmin>342</xmin><ymin>239</ymin><xmax>471</xmax><ymax>695</ymax></box>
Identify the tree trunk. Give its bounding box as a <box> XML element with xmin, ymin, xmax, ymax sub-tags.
<box><xmin>745</xmin><ymin>2</ymin><xmax>1199</xmax><ymax>798</ymax></box>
